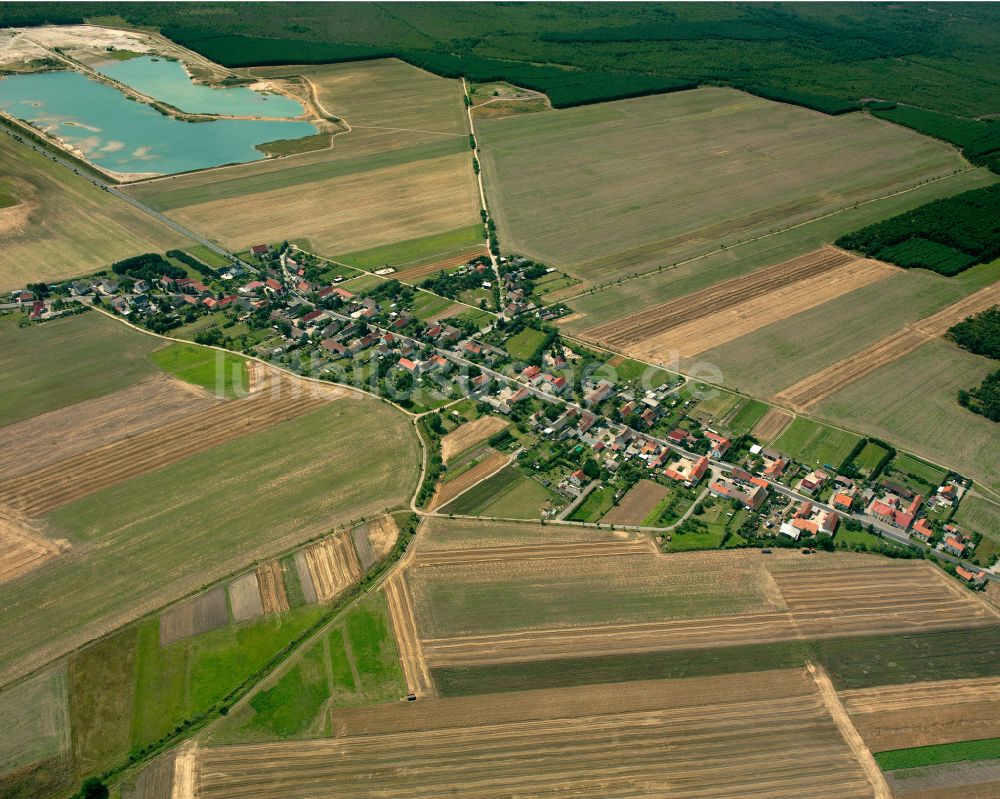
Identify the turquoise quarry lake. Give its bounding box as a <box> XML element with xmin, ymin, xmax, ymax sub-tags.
<box><xmin>95</xmin><ymin>56</ymin><xmax>305</xmax><ymax>117</ymax></box>
<box><xmin>0</xmin><ymin>70</ymin><xmax>316</xmax><ymax>175</ymax></box>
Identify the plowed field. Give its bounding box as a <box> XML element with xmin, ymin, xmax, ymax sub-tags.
<box><xmin>774</xmin><ymin>280</ymin><xmax>1000</xmax><ymax>410</ymax></box>
<box><xmin>601</xmin><ymin>480</ymin><xmax>669</xmax><ymax>525</ymax></box>
<box><xmin>384</xmin><ymin>572</ymin><xmax>432</xmax><ymax>698</ymax></box>
<box><xmin>303</xmin><ymin>534</ymin><xmax>361</xmax><ymax>603</ymax></box>
<box><xmin>752</xmin><ymin>407</ymin><xmax>794</xmax><ymax>442</ymax></box>
<box><xmin>197</xmin><ymin>669</ymin><xmax>879</xmax><ymax>799</ymax></box>
<box><xmin>440</xmin><ymin>416</ymin><xmax>508</xmax><ymax>463</ymax></box>
<box><xmin>432</xmin><ymin>450</ymin><xmax>508</xmax><ymax>510</ymax></box>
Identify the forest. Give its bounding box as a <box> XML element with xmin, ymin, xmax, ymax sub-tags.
<box><xmin>949</xmin><ymin>307</ymin><xmax>1000</xmax><ymax>361</ymax></box>
<box><xmin>1</xmin><ymin>3</ymin><xmax>998</xmax><ymax>119</ymax></box>
<box><xmin>835</xmin><ymin>185</ymin><xmax>1000</xmax><ymax>276</ymax></box>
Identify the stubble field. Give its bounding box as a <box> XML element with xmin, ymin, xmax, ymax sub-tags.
<box><xmin>0</xmin><ymin>135</ymin><xmax>185</xmax><ymax>292</ymax></box>
<box><xmin>478</xmin><ymin>87</ymin><xmax>965</xmax><ymax>286</ymax></box>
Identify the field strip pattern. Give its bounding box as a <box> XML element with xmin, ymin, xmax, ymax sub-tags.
<box><xmin>432</xmin><ymin>450</ymin><xmax>508</xmax><ymax>510</ymax></box>
<box><xmin>752</xmin><ymin>407</ymin><xmax>794</xmax><ymax>442</ymax></box>
<box><xmin>441</xmin><ymin>416</ymin><xmax>508</xmax><ymax>462</ymax></box>
<box><xmin>396</xmin><ymin>248</ymin><xmax>487</xmax><ymax>281</ymax></box>
<box><xmin>774</xmin><ymin>280</ymin><xmax>1000</xmax><ymax>410</ymax></box>
<box><xmin>304</xmin><ymin>534</ymin><xmax>362</xmax><ymax>603</ymax></box>
<box><xmin>841</xmin><ymin>676</ymin><xmax>1000</xmax><ymax>715</ymax></box>
<box><xmin>631</xmin><ymin>257</ymin><xmax>895</xmax><ymax>360</ymax></box>
<box><xmin>197</xmin><ymin>674</ymin><xmax>875</xmax><ymax>799</ymax></box>
<box><xmin>0</xmin><ymin>506</ymin><xmax>62</xmax><ymax>583</ymax></box>
<box><xmin>385</xmin><ymin>572</ymin><xmax>433</xmax><ymax>697</ymax></box>
<box><xmin>0</xmin><ymin>389</ymin><xmax>329</xmax><ymax>515</ymax></box>
<box><xmin>581</xmin><ymin>247</ymin><xmax>861</xmax><ymax>347</ymax></box>
<box><xmin>412</xmin><ymin>540</ymin><xmax>655</xmax><ymax>567</ymax></box>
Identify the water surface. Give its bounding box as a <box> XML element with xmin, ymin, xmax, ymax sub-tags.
<box><xmin>0</xmin><ymin>70</ymin><xmax>316</xmax><ymax>175</ymax></box>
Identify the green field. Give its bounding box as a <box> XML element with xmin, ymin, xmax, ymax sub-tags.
<box><xmin>433</xmin><ymin>639</ymin><xmax>810</xmax><ymax>697</ymax></box>
<box><xmin>0</xmin><ymin>180</ymin><xmax>17</xmax><ymax>209</ymax></box>
<box><xmin>479</xmin><ymin>87</ymin><xmax>966</xmax><ymax>285</ymax></box>
<box><xmin>503</xmin><ymin>327</ymin><xmax>549</xmax><ymax>360</ymax></box>
<box><xmin>567</xmin><ymin>485</ymin><xmax>616</xmax><ymax>522</ymax></box>
<box><xmin>852</xmin><ymin>441</ymin><xmax>892</xmax><ymax>475</ymax></box>
<box><xmin>0</xmin><ymin>400</ymin><xmax>418</xmax><ymax>685</ymax></box>
<box><xmin>955</xmin><ymin>495</ymin><xmax>1000</xmax><ymax>538</ymax></box>
<box><xmin>875</xmin><ymin>737</ymin><xmax>1000</xmax><ymax>771</ymax></box>
<box><xmin>0</xmin><ymin>134</ymin><xmax>185</xmax><ymax>292</ymax></box>
<box><xmin>0</xmin><ymin>668</ymin><xmax>69</xmax><ymax>776</ymax></box>
<box><xmin>696</xmin><ymin>257</ymin><xmax>1000</xmax><ymax>398</ymax></box>
<box><xmin>0</xmin><ymin>312</ymin><xmax>160</xmax><ymax>427</ymax></box>
<box><xmin>212</xmin><ymin>591</ymin><xmax>406</xmax><ymax>743</ymax></box>
<box><xmin>559</xmin><ymin>169</ymin><xmax>996</xmax><ymax>334</ymax></box>
<box><xmin>184</xmin><ymin>245</ymin><xmax>231</xmax><ymax>270</ymax></box>
<box><xmin>407</xmin><ymin>550</ymin><xmax>779</xmax><ymax>638</ymax></box>
<box><xmin>725</xmin><ymin>399</ymin><xmax>770</xmax><ymax>436</ymax></box>
<box><xmin>411</xmin><ymin>290</ymin><xmax>455</xmax><ymax>320</ymax></box>
<box><xmin>441</xmin><ymin>466</ymin><xmax>557</xmax><ymax>519</ymax></box>
<box><xmin>885</xmin><ymin>453</ymin><xmax>948</xmax><ymax>493</ymax></box>
<box><xmin>773</xmin><ymin>417</ymin><xmax>862</xmax><ymax>468</ymax></box>
<box><xmin>338</xmin><ymin>224</ymin><xmax>484</xmax><ymax>271</ymax></box>
<box><xmin>148</xmin><ymin>342</ymin><xmax>248</xmax><ymax>398</ymax></box>
<box><xmin>816</xmin><ymin>339</ymin><xmax>1000</xmax><ymax>494</ymax></box>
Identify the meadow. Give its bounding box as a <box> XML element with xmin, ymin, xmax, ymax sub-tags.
<box><xmin>773</xmin><ymin>417</ymin><xmax>862</xmax><ymax>469</ymax></box>
<box><xmin>558</xmin><ymin>168</ymin><xmax>996</xmax><ymax>334</ymax></box>
<box><xmin>0</xmin><ymin>134</ymin><xmax>185</xmax><ymax>292</ymax></box>
<box><xmin>478</xmin><ymin>87</ymin><xmax>965</xmax><ymax>286</ymax></box>
<box><xmin>0</xmin><ymin>398</ymin><xmax>418</xmax><ymax>686</ymax></box>
<box><xmin>0</xmin><ymin>312</ymin><xmax>161</xmax><ymax>426</ymax></box>
<box><xmin>814</xmin><ymin>339</ymin><xmax>1000</xmax><ymax>494</ymax></box>
<box><xmin>148</xmin><ymin>342</ymin><xmax>247</xmax><ymax>398</ymax></box>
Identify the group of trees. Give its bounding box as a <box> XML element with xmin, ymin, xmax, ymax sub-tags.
<box><xmin>110</xmin><ymin>253</ymin><xmax>185</xmax><ymax>283</ymax></box>
<box><xmin>949</xmin><ymin>306</ymin><xmax>1000</xmax><ymax>360</ymax></box>
<box><xmin>836</xmin><ymin>184</ymin><xmax>1000</xmax><ymax>276</ymax></box>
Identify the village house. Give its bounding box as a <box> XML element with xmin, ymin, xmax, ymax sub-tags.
<box><xmin>584</xmin><ymin>380</ymin><xmax>614</xmax><ymax>407</ymax></box>
<box><xmin>705</xmin><ymin>431</ymin><xmax>731</xmax><ymax>459</ymax></box>
<box><xmin>708</xmin><ymin>475</ymin><xmax>768</xmax><ymax>510</ymax></box>
<box><xmin>787</xmin><ymin>501</ymin><xmax>839</xmax><ymax>536</ymax></box>
<box><xmin>911</xmin><ymin>518</ymin><xmax>935</xmax><ymax>543</ymax></box>
<box><xmin>320</xmin><ymin>339</ymin><xmax>347</xmax><ymax>358</ymax></box>
<box><xmin>797</xmin><ymin>469</ymin><xmax>828</xmax><ymax>496</ymax></box>
<box><xmin>956</xmin><ymin>565</ymin><xmax>988</xmax><ymax>585</ymax></box>
<box><xmin>663</xmin><ymin>455</ymin><xmax>709</xmax><ymax>486</ymax></box>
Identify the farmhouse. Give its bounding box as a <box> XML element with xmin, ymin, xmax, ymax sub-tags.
<box><xmin>797</xmin><ymin>469</ymin><xmax>828</xmax><ymax>496</ymax></box>
<box><xmin>956</xmin><ymin>566</ymin><xmax>988</xmax><ymax>585</ymax></box>
<box><xmin>584</xmin><ymin>380</ymin><xmax>614</xmax><ymax>407</ymax></box>
<box><xmin>911</xmin><ymin>518</ymin><xmax>935</xmax><ymax>543</ymax></box>
<box><xmin>663</xmin><ymin>455</ymin><xmax>709</xmax><ymax>486</ymax></box>
<box><xmin>705</xmin><ymin>431</ymin><xmax>731</xmax><ymax>458</ymax></box>
<box><xmin>787</xmin><ymin>501</ymin><xmax>839</xmax><ymax>536</ymax></box>
<box><xmin>708</xmin><ymin>476</ymin><xmax>768</xmax><ymax>510</ymax></box>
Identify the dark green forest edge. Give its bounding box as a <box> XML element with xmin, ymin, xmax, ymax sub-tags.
<box><xmin>948</xmin><ymin>307</ymin><xmax>1000</xmax><ymax>423</ymax></box>
<box><xmin>3</xmin><ymin>3</ymin><xmax>999</xmax><ymax>134</ymax></box>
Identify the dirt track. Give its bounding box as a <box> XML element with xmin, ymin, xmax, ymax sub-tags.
<box><xmin>0</xmin><ymin>387</ymin><xmax>329</xmax><ymax>516</ymax></box>
<box><xmin>441</xmin><ymin>416</ymin><xmax>508</xmax><ymax>462</ymax></box>
<box><xmin>197</xmin><ymin>669</ymin><xmax>877</xmax><ymax>799</ymax></box>
<box><xmin>774</xmin><ymin>280</ymin><xmax>1000</xmax><ymax>410</ymax></box>
<box><xmin>582</xmin><ymin>247</ymin><xmax>870</xmax><ymax>349</ymax></box>
<box><xmin>385</xmin><ymin>572</ymin><xmax>433</xmax><ymax>697</ymax></box>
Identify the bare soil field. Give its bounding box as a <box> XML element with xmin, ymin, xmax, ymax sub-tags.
<box><xmin>416</xmin><ymin>517</ymin><xmax>642</xmax><ymax>553</ymax></box>
<box><xmin>841</xmin><ymin>676</ymin><xmax>1000</xmax><ymax>752</ymax></box>
<box><xmin>384</xmin><ymin>572</ymin><xmax>433</xmax><ymax>697</ymax></box>
<box><xmin>583</xmin><ymin>247</ymin><xmax>862</xmax><ymax>348</ymax></box>
<box><xmin>0</xmin><ymin>506</ymin><xmax>63</xmax><ymax>584</ymax></box>
<box><xmin>774</xmin><ymin>280</ymin><xmax>1000</xmax><ymax>410</ymax></box>
<box><xmin>0</xmin><ymin>376</ymin><xmax>215</xmax><ymax>481</ymax></box>
<box><xmin>255</xmin><ymin>561</ymin><xmax>289</xmax><ymax>616</ymax></box>
<box><xmin>752</xmin><ymin>406</ymin><xmax>794</xmax><ymax>442</ymax></box>
<box><xmin>478</xmin><ymin>87</ymin><xmax>963</xmax><ymax>285</ymax></box>
<box><xmin>441</xmin><ymin>416</ymin><xmax>509</xmax><ymax>462</ymax></box>
<box><xmin>396</xmin><ymin>249</ymin><xmax>486</xmax><ymax>282</ymax></box>
<box><xmin>228</xmin><ymin>572</ymin><xmax>265</xmax><ymax>623</ymax></box>
<box><xmin>198</xmin><ymin>668</ymin><xmax>878</xmax><ymax>799</ymax></box>
<box><xmin>293</xmin><ymin>551</ymin><xmax>318</xmax><ymax>605</ymax></box>
<box><xmin>350</xmin><ymin>522</ymin><xmax>377</xmax><ymax>571</ymax></box>
<box><xmin>303</xmin><ymin>534</ymin><xmax>362</xmax><ymax>603</ymax></box>
<box><xmin>365</xmin><ymin>516</ymin><xmax>399</xmax><ymax>559</ymax></box>
<box><xmin>121</xmin><ymin>750</ymin><xmax>176</xmax><ymax>799</ymax></box>
<box><xmin>0</xmin><ymin>386</ymin><xmax>329</xmax><ymax>515</ymax></box>
<box><xmin>601</xmin><ymin>479</ymin><xmax>669</xmax><ymax>525</ymax></box>
<box><xmin>159</xmin><ymin>586</ymin><xmax>229</xmax><ymax>646</ymax></box>
<box><xmin>432</xmin><ymin>449</ymin><xmax>508</xmax><ymax>510</ymax></box>
<box><xmin>165</xmin><ymin>152</ymin><xmax>479</xmax><ymax>256</ymax></box>
<box><xmin>629</xmin><ymin>255</ymin><xmax>894</xmax><ymax>360</ymax></box>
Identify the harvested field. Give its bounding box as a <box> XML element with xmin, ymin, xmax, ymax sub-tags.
<box><xmin>293</xmin><ymin>551</ymin><xmax>318</xmax><ymax>605</ymax></box>
<box><xmin>384</xmin><ymin>572</ymin><xmax>432</xmax><ymax>697</ymax></box>
<box><xmin>887</xmin><ymin>762</ymin><xmax>1000</xmax><ymax>799</ymax></box>
<box><xmin>753</xmin><ymin>406</ymin><xmax>794</xmax><ymax>442</ymax></box>
<box><xmin>255</xmin><ymin>561</ymin><xmax>289</xmax><ymax>616</ymax></box>
<box><xmin>769</xmin><ymin>562</ymin><xmax>1000</xmax><ymax>638</ymax></box>
<box><xmin>365</xmin><ymin>516</ymin><xmax>399</xmax><ymax>559</ymax></box>
<box><xmin>774</xmin><ymin>280</ymin><xmax>1000</xmax><ymax>410</ymax></box>
<box><xmin>0</xmin><ymin>667</ymin><xmax>69</xmax><ymax>774</ymax></box>
<box><xmin>199</xmin><ymin>668</ymin><xmax>878</xmax><ymax>799</ymax></box>
<box><xmin>162</xmin><ymin>152</ymin><xmax>479</xmax><ymax>257</ymax></box>
<box><xmin>842</xmin><ymin>676</ymin><xmax>1000</xmax><ymax>752</ymax></box>
<box><xmin>350</xmin><ymin>523</ymin><xmax>377</xmax><ymax>571</ymax></box>
<box><xmin>432</xmin><ymin>449</ymin><xmax>508</xmax><ymax>510</ymax></box>
<box><xmin>412</xmin><ymin>539</ymin><xmax>655</xmax><ymax>567</ymax></box>
<box><xmin>228</xmin><ymin>573</ymin><xmax>264</xmax><ymax>623</ymax></box>
<box><xmin>440</xmin><ymin>416</ymin><xmax>508</xmax><ymax>462</ymax></box>
<box><xmin>478</xmin><ymin>87</ymin><xmax>963</xmax><ymax>285</ymax></box>
<box><xmin>416</xmin><ymin>517</ymin><xmax>642</xmax><ymax>553</ymax></box>
<box><xmin>304</xmin><ymin>534</ymin><xmax>362</xmax><ymax>603</ymax></box>
<box><xmin>0</xmin><ymin>384</ymin><xmax>329</xmax><ymax>516</ymax></box>
<box><xmin>159</xmin><ymin>586</ymin><xmax>229</xmax><ymax>646</ymax></box>
<box><xmin>0</xmin><ymin>375</ymin><xmax>216</xmax><ymax>480</ymax></box>
<box><xmin>583</xmin><ymin>247</ymin><xmax>879</xmax><ymax>350</ymax></box>
<box><xmin>121</xmin><ymin>751</ymin><xmax>175</xmax><ymax>799</ymax></box>
<box><xmin>0</xmin><ymin>506</ymin><xmax>63</xmax><ymax>584</ymax></box>
<box><xmin>601</xmin><ymin>479</ymin><xmax>669</xmax><ymax>525</ymax></box>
